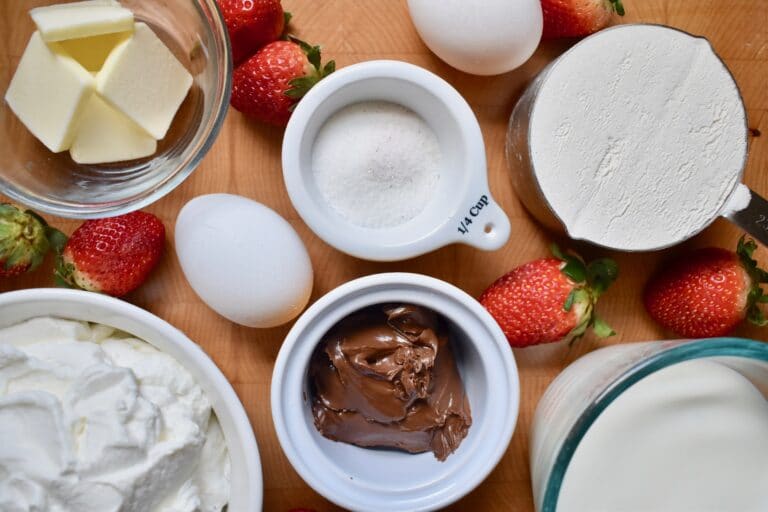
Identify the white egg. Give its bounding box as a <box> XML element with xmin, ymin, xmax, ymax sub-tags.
<box><xmin>175</xmin><ymin>194</ymin><xmax>313</xmax><ymax>328</ymax></box>
<box><xmin>407</xmin><ymin>0</ymin><xmax>543</xmax><ymax>76</ymax></box>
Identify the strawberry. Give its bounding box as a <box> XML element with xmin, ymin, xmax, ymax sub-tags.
<box><xmin>217</xmin><ymin>0</ymin><xmax>288</xmax><ymax>65</ymax></box>
<box><xmin>541</xmin><ymin>0</ymin><xmax>625</xmax><ymax>39</ymax></box>
<box><xmin>0</xmin><ymin>204</ymin><xmax>65</xmax><ymax>277</ymax></box>
<box><xmin>231</xmin><ymin>38</ymin><xmax>334</xmax><ymax>126</ymax></box>
<box><xmin>644</xmin><ymin>237</ymin><xmax>768</xmax><ymax>338</ymax></box>
<box><xmin>480</xmin><ymin>246</ymin><xmax>617</xmax><ymax>348</ymax></box>
<box><xmin>55</xmin><ymin>211</ymin><xmax>165</xmax><ymax>297</ymax></box>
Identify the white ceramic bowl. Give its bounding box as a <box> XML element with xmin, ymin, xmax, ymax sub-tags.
<box><xmin>272</xmin><ymin>273</ymin><xmax>519</xmax><ymax>512</ymax></box>
<box><xmin>282</xmin><ymin>60</ymin><xmax>511</xmax><ymax>261</ymax></box>
<box><xmin>0</xmin><ymin>288</ymin><xmax>262</xmax><ymax>511</ymax></box>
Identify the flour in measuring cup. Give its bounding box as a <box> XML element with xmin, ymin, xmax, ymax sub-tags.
<box><xmin>528</xmin><ymin>25</ymin><xmax>747</xmax><ymax>250</ymax></box>
<box><xmin>311</xmin><ymin>101</ymin><xmax>441</xmax><ymax>228</ymax></box>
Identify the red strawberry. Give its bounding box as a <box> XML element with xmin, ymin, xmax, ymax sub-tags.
<box><xmin>0</xmin><ymin>204</ymin><xmax>65</xmax><ymax>277</ymax></box>
<box><xmin>217</xmin><ymin>0</ymin><xmax>287</xmax><ymax>65</ymax></box>
<box><xmin>541</xmin><ymin>0</ymin><xmax>625</xmax><ymax>39</ymax></box>
<box><xmin>644</xmin><ymin>237</ymin><xmax>768</xmax><ymax>338</ymax></box>
<box><xmin>55</xmin><ymin>211</ymin><xmax>165</xmax><ymax>297</ymax></box>
<box><xmin>231</xmin><ymin>38</ymin><xmax>334</xmax><ymax>126</ymax></box>
<box><xmin>480</xmin><ymin>246</ymin><xmax>617</xmax><ymax>347</ymax></box>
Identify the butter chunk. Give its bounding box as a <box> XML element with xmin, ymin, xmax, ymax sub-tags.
<box><xmin>70</xmin><ymin>95</ymin><xmax>156</xmax><ymax>164</ymax></box>
<box><xmin>5</xmin><ymin>32</ymin><xmax>94</xmax><ymax>153</ymax></box>
<box><xmin>30</xmin><ymin>0</ymin><xmax>133</xmax><ymax>42</ymax></box>
<box><xmin>97</xmin><ymin>23</ymin><xmax>192</xmax><ymax>140</ymax></box>
<box><xmin>53</xmin><ymin>31</ymin><xmax>131</xmax><ymax>72</ymax></box>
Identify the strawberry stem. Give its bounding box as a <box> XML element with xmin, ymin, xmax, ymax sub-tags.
<box><xmin>552</xmin><ymin>243</ymin><xmax>619</xmax><ymax>340</ymax></box>
<box><xmin>284</xmin><ymin>36</ymin><xmax>335</xmax><ymax>103</ymax></box>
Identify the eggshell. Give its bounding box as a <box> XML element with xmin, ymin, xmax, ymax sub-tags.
<box><xmin>407</xmin><ymin>0</ymin><xmax>543</xmax><ymax>76</ymax></box>
<box><xmin>175</xmin><ymin>194</ymin><xmax>313</xmax><ymax>328</ymax></box>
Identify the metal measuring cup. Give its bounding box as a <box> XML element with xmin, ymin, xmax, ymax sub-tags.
<box><xmin>506</xmin><ymin>24</ymin><xmax>768</xmax><ymax>251</ymax></box>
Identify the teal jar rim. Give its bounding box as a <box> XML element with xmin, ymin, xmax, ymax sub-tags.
<box><xmin>542</xmin><ymin>338</ymin><xmax>768</xmax><ymax>512</ymax></box>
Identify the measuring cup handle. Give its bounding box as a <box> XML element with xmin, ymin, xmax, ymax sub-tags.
<box><xmin>722</xmin><ymin>184</ymin><xmax>768</xmax><ymax>246</ymax></box>
<box><xmin>451</xmin><ymin>191</ymin><xmax>511</xmax><ymax>251</ymax></box>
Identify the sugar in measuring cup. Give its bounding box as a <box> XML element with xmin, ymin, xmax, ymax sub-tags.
<box><xmin>283</xmin><ymin>60</ymin><xmax>511</xmax><ymax>261</ymax></box>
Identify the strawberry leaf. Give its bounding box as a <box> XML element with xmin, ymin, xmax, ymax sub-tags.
<box><xmin>739</xmin><ymin>236</ymin><xmax>768</xmax><ymax>283</ymax></box>
<box><xmin>550</xmin><ymin>244</ymin><xmax>588</xmax><ymax>283</ymax></box>
<box><xmin>286</xmin><ymin>76</ymin><xmax>319</xmax><ymax>99</ymax></box>
<box><xmin>610</xmin><ymin>0</ymin><xmax>625</xmax><ymax>16</ymax></box>
<box><xmin>587</xmin><ymin>258</ymin><xmax>619</xmax><ymax>296</ymax></box>
<box><xmin>561</xmin><ymin>257</ymin><xmax>587</xmax><ymax>284</ymax></box>
<box><xmin>591</xmin><ymin>315</ymin><xmax>616</xmax><ymax>338</ymax></box>
<box><xmin>564</xmin><ymin>289</ymin><xmax>576</xmax><ymax>312</ymax></box>
<box><xmin>53</xmin><ymin>259</ymin><xmax>75</xmax><ymax>289</ymax></box>
<box><xmin>550</xmin><ymin>244</ymin><xmax>566</xmax><ymax>260</ymax></box>
<box><xmin>288</xmin><ymin>36</ymin><xmax>322</xmax><ymax>70</ymax></box>
<box><xmin>737</xmin><ymin>235</ymin><xmax>768</xmax><ymax>327</ymax></box>
<box><xmin>283</xmin><ymin>11</ymin><xmax>292</xmax><ymax>26</ymax></box>
<box><xmin>748</xmin><ymin>306</ymin><xmax>768</xmax><ymax>327</ymax></box>
<box><xmin>46</xmin><ymin>227</ymin><xmax>67</xmax><ymax>255</ymax></box>
<box><xmin>24</xmin><ymin>209</ymin><xmax>49</xmax><ymax>227</ymax></box>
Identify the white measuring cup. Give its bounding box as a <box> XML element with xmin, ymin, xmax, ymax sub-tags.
<box><xmin>506</xmin><ymin>24</ymin><xmax>766</xmax><ymax>252</ymax></box>
<box><xmin>282</xmin><ymin>60</ymin><xmax>510</xmax><ymax>261</ymax></box>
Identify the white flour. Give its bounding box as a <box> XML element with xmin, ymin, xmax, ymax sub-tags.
<box><xmin>529</xmin><ymin>25</ymin><xmax>747</xmax><ymax>251</ymax></box>
<box><xmin>311</xmin><ymin>101</ymin><xmax>441</xmax><ymax>228</ymax></box>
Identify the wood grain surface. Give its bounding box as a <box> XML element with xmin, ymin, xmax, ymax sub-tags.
<box><xmin>2</xmin><ymin>1</ymin><xmax>767</xmax><ymax>510</ymax></box>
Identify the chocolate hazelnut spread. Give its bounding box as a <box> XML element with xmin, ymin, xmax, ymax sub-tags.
<box><xmin>309</xmin><ymin>304</ymin><xmax>472</xmax><ymax>461</ymax></box>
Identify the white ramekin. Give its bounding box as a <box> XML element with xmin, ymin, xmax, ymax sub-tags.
<box><xmin>271</xmin><ymin>273</ymin><xmax>519</xmax><ymax>512</ymax></box>
<box><xmin>0</xmin><ymin>288</ymin><xmax>262</xmax><ymax>511</ymax></box>
<box><xmin>282</xmin><ymin>60</ymin><xmax>511</xmax><ymax>261</ymax></box>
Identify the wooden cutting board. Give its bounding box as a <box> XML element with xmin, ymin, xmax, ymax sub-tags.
<box><xmin>2</xmin><ymin>1</ymin><xmax>766</xmax><ymax>510</ymax></box>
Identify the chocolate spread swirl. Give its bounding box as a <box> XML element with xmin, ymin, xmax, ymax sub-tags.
<box><xmin>309</xmin><ymin>304</ymin><xmax>472</xmax><ymax>461</ymax></box>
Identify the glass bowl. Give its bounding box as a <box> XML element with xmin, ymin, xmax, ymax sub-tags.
<box><xmin>530</xmin><ymin>338</ymin><xmax>768</xmax><ymax>511</ymax></box>
<box><xmin>0</xmin><ymin>0</ymin><xmax>231</xmax><ymax>218</ymax></box>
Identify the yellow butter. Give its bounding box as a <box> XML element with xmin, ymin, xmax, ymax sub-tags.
<box><xmin>53</xmin><ymin>31</ymin><xmax>131</xmax><ymax>72</ymax></box>
<box><xmin>70</xmin><ymin>94</ymin><xmax>156</xmax><ymax>164</ymax></box>
<box><xmin>97</xmin><ymin>23</ymin><xmax>192</xmax><ymax>140</ymax></box>
<box><xmin>30</xmin><ymin>0</ymin><xmax>133</xmax><ymax>42</ymax></box>
<box><xmin>5</xmin><ymin>32</ymin><xmax>94</xmax><ymax>153</ymax></box>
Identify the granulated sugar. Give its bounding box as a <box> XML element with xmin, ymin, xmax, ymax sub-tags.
<box><xmin>529</xmin><ymin>25</ymin><xmax>747</xmax><ymax>251</ymax></box>
<box><xmin>311</xmin><ymin>101</ymin><xmax>441</xmax><ymax>228</ymax></box>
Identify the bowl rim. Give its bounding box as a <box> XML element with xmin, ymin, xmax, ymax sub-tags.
<box><xmin>0</xmin><ymin>287</ymin><xmax>262</xmax><ymax>511</ymax></box>
<box><xmin>0</xmin><ymin>0</ymin><xmax>233</xmax><ymax>219</ymax></box>
<box><xmin>271</xmin><ymin>272</ymin><xmax>520</xmax><ymax>512</ymax></box>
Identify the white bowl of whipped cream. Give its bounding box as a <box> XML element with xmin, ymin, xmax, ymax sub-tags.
<box><xmin>0</xmin><ymin>288</ymin><xmax>261</xmax><ymax>511</ymax></box>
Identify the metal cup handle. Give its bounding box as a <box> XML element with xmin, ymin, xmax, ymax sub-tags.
<box><xmin>722</xmin><ymin>184</ymin><xmax>768</xmax><ymax>247</ymax></box>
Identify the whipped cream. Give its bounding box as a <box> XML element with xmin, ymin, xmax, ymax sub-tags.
<box><xmin>529</xmin><ymin>25</ymin><xmax>747</xmax><ymax>250</ymax></box>
<box><xmin>0</xmin><ymin>317</ymin><xmax>230</xmax><ymax>511</ymax></box>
